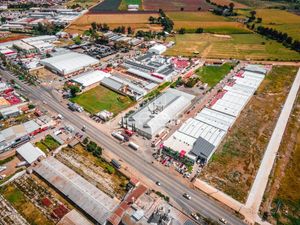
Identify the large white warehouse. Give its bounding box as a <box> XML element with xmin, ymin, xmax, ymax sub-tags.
<box><xmin>126</xmin><ymin>89</ymin><xmax>195</xmax><ymax>138</ymax></box>
<box><xmin>40</xmin><ymin>52</ymin><xmax>99</xmax><ymax>76</ymax></box>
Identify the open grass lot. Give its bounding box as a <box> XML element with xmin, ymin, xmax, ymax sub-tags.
<box><xmin>0</xmin><ymin>184</ymin><xmax>54</xmax><ymax>225</ymax></box>
<box><xmin>255</xmin><ymin>9</ymin><xmax>300</xmax><ymax>40</ymax></box>
<box><xmin>119</xmin><ymin>0</ymin><xmax>142</xmax><ymax>10</ymax></box>
<box><xmin>199</xmin><ymin>66</ymin><xmax>298</xmax><ymax>203</ymax></box>
<box><xmin>196</xmin><ymin>63</ymin><xmax>234</xmax><ymax>88</ymax></box>
<box><xmin>165</xmin><ymin>33</ymin><xmax>300</xmax><ymax>60</ymax></box>
<box><xmin>65</xmin><ymin>0</ymin><xmax>101</xmax><ymax>9</ymax></box>
<box><xmin>72</xmin><ymin>85</ymin><xmax>135</xmax><ymax>115</ymax></box>
<box><xmin>168</xmin><ymin>12</ymin><xmax>249</xmax><ymax>33</ymax></box>
<box><xmin>143</xmin><ymin>0</ymin><xmax>211</xmax><ymax>11</ymax></box>
<box><xmin>261</xmin><ymin>92</ymin><xmax>300</xmax><ymax>225</ymax></box>
<box><xmin>65</xmin><ymin>13</ymin><xmax>160</xmax><ymax>34</ymax></box>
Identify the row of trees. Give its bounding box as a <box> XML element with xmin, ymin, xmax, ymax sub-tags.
<box><xmin>82</xmin><ymin>138</ymin><xmax>102</xmax><ymax>157</ymax></box>
<box><xmin>256</xmin><ymin>26</ymin><xmax>300</xmax><ymax>52</ymax></box>
<box><xmin>135</xmin><ymin>30</ymin><xmax>166</xmax><ymax>41</ymax></box>
<box><xmin>0</xmin><ymin>55</ymin><xmax>37</xmax><ymax>85</ymax></box>
<box><xmin>178</xmin><ymin>27</ymin><xmax>204</xmax><ymax>34</ymax></box>
<box><xmin>148</xmin><ymin>9</ymin><xmax>174</xmax><ymax>34</ymax></box>
<box><xmin>33</xmin><ymin>22</ymin><xmax>64</xmax><ymax>35</ymax></box>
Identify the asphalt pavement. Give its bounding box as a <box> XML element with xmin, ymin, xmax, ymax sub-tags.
<box><xmin>0</xmin><ymin>68</ymin><xmax>246</xmax><ymax>225</ymax></box>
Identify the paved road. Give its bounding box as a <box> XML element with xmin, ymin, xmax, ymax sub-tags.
<box><xmin>0</xmin><ymin>69</ymin><xmax>246</xmax><ymax>225</ymax></box>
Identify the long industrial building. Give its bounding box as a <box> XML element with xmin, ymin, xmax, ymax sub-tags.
<box><xmin>163</xmin><ymin>65</ymin><xmax>268</xmax><ymax>163</ymax></box>
<box><xmin>34</xmin><ymin>157</ymin><xmax>119</xmax><ymax>225</ymax></box>
<box><xmin>40</xmin><ymin>52</ymin><xmax>99</xmax><ymax>76</ymax></box>
<box><xmin>126</xmin><ymin>89</ymin><xmax>195</xmax><ymax>138</ymax></box>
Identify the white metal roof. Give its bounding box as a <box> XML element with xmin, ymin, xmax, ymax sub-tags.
<box><xmin>178</xmin><ymin>118</ymin><xmax>226</xmax><ymax>146</ymax></box>
<box><xmin>40</xmin><ymin>52</ymin><xmax>99</xmax><ymax>75</ymax></box>
<box><xmin>194</xmin><ymin>108</ymin><xmax>236</xmax><ymax>131</ymax></box>
<box><xmin>128</xmin><ymin>89</ymin><xmax>194</xmax><ymax>137</ymax></box>
<box><xmin>72</xmin><ymin>70</ymin><xmax>111</xmax><ymax>87</ymax></box>
<box><xmin>34</xmin><ymin>157</ymin><xmax>118</xmax><ymax>224</ymax></box>
<box><xmin>16</xmin><ymin>142</ymin><xmax>45</xmax><ymax>164</ymax></box>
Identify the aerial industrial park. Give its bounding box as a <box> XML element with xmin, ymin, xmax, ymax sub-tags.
<box><xmin>0</xmin><ymin>0</ymin><xmax>299</xmax><ymax>225</ymax></box>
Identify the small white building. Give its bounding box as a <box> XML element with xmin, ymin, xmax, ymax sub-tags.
<box><xmin>148</xmin><ymin>44</ymin><xmax>167</xmax><ymax>55</ymax></box>
<box><xmin>16</xmin><ymin>142</ymin><xmax>46</xmax><ymax>165</ymax></box>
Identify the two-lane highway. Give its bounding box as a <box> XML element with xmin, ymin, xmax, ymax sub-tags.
<box><xmin>0</xmin><ymin>69</ymin><xmax>246</xmax><ymax>225</ymax></box>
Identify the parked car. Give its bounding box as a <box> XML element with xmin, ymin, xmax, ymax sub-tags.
<box><xmin>156</xmin><ymin>181</ymin><xmax>161</xmax><ymax>186</ymax></box>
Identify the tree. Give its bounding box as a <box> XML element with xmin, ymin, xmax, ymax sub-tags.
<box><xmin>180</xmin><ymin>7</ymin><xmax>184</xmax><ymax>11</ymax></box>
<box><xmin>73</xmin><ymin>36</ymin><xmax>81</xmax><ymax>45</ymax></box>
<box><xmin>198</xmin><ymin>7</ymin><xmax>201</xmax><ymax>11</ymax></box>
<box><xmin>91</xmin><ymin>22</ymin><xmax>97</xmax><ymax>31</ymax></box>
<box><xmin>0</xmin><ymin>17</ymin><xmax>6</xmax><ymax>23</ymax></box>
<box><xmin>178</xmin><ymin>28</ymin><xmax>186</xmax><ymax>34</ymax></box>
<box><xmin>195</xmin><ymin>27</ymin><xmax>203</xmax><ymax>33</ymax></box>
<box><xmin>256</xmin><ymin>17</ymin><xmax>262</xmax><ymax>23</ymax></box>
<box><xmin>70</xmin><ymin>85</ymin><xmax>80</xmax><ymax>97</ymax></box>
<box><xmin>148</xmin><ymin>16</ymin><xmax>155</xmax><ymax>24</ymax></box>
<box><xmin>102</xmin><ymin>23</ymin><xmax>110</xmax><ymax>32</ymax></box>
<box><xmin>229</xmin><ymin>2</ymin><xmax>234</xmax><ymax>11</ymax></box>
<box><xmin>127</xmin><ymin>26</ymin><xmax>133</xmax><ymax>35</ymax></box>
<box><xmin>28</xmin><ymin>104</ymin><xmax>35</xmax><ymax>109</ymax></box>
<box><xmin>250</xmin><ymin>10</ymin><xmax>256</xmax><ymax>20</ymax></box>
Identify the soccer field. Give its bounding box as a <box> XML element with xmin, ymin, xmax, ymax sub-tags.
<box><xmin>71</xmin><ymin>86</ymin><xmax>135</xmax><ymax>115</ymax></box>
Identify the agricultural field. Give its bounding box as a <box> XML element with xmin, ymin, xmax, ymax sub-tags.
<box><xmin>65</xmin><ymin>13</ymin><xmax>160</xmax><ymax>34</ymax></box>
<box><xmin>168</xmin><ymin>12</ymin><xmax>250</xmax><ymax>33</ymax></box>
<box><xmin>195</xmin><ymin>63</ymin><xmax>234</xmax><ymax>88</ymax></box>
<box><xmin>210</xmin><ymin>0</ymin><xmax>248</xmax><ymax>8</ymax></box>
<box><xmin>71</xmin><ymin>85</ymin><xmax>135</xmax><ymax>115</ymax></box>
<box><xmin>65</xmin><ymin>0</ymin><xmax>101</xmax><ymax>9</ymax></box>
<box><xmin>143</xmin><ymin>0</ymin><xmax>211</xmax><ymax>11</ymax></box>
<box><xmin>56</xmin><ymin>144</ymin><xmax>129</xmax><ymax>199</ymax></box>
<box><xmin>119</xmin><ymin>0</ymin><xmax>142</xmax><ymax>10</ymax></box>
<box><xmin>89</xmin><ymin>0</ymin><xmax>121</xmax><ymax>12</ymax></box>
<box><xmin>165</xmin><ymin>33</ymin><xmax>300</xmax><ymax>60</ymax></box>
<box><xmin>261</xmin><ymin>91</ymin><xmax>300</xmax><ymax>225</ymax></box>
<box><xmin>230</xmin><ymin>0</ymin><xmax>292</xmax><ymax>8</ymax></box>
<box><xmin>199</xmin><ymin>66</ymin><xmax>299</xmax><ymax>203</ymax></box>
<box><xmin>254</xmin><ymin>9</ymin><xmax>300</xmax><ymax>40</ymax></box>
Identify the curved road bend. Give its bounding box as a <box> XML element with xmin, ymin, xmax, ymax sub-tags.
<box><xmin>0</xmin><ymin>69</ymin><xmax>246</xmax><ymax>225</ymax></box>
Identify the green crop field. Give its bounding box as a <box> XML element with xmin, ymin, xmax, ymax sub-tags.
<box><xmin>119</xmin><ymin>0</ymin><xmax>142</xmax><ymax>10</ymax></box>
<box><xmin>71</xmin><ymin>85</ymin><xmax>135</xmax><ymax>115</ymax></box>
<box><xmin>165</xmin><ymin>33</ymin><xmax>300</xmax><ymax>61</ymax></box>
<box><xmin>168</xmin><ymin>12</ymin><xmax>250</xmax><ymax>34</ymax></box>
<box><xmin>196</xmin><ymin>63</ymin><xmax>234</xmax><ymax>88</ymax></box>
<box><xmin>255</xmin><ymin>9</ymin><xmax>300</xmax><ymax>40</ymax></box>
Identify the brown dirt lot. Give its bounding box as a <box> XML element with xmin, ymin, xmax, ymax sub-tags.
<box><xmin>65</xmin><ymin>13</ymin><xmax>160</xmax><ymax>34</ymax></box>
<box><xmin>261</xmin><ymin>90</ymin><xmax>300</xmax><ymax>224</ymax></box>
<box><xmin>199</xmin><ymin>66</ymin><xmax>299</xmax><ymax>203</ymax></box>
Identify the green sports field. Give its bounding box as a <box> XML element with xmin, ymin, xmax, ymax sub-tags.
<box><xmin>196</xmin><ymin>63</ymin><xmax>234</xmax><ymax>88</ymax></box>
<box><xmin>71</xmin><ymin>85</ymin><xmax>135</xmax><ymax>115</ymax></box>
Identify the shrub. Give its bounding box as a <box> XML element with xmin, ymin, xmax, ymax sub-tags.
<box><xmin>106</xmin><ymin>165</ymin><xmax>115</xmax><ymax>174</ymax></box>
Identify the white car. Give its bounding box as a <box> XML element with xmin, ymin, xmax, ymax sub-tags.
<box><xmin>191</xmin><ymin>213</ymin><xmax>199</xmax><ymax>220</ymax></box>
<box><xmin>183</xmin><ymin>193</ymin><xmax>191</xmax><ymax>200</ymax></box>
<box><xmin>219</xmin><ymin>218</ymin><xmax>227</xmax><ymax>224</ymax></box>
